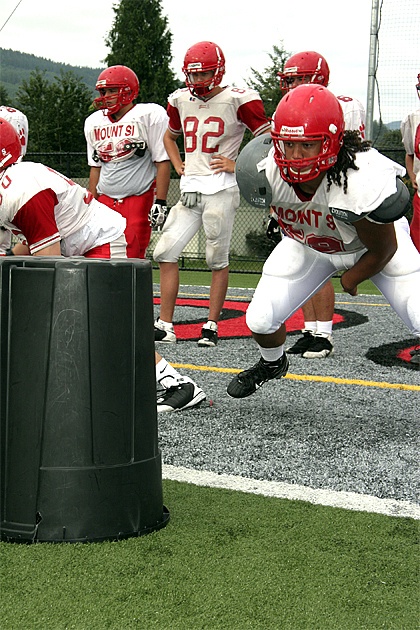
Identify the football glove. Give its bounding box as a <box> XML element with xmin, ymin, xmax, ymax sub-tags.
<box><xmin>266</xmin><ymin>217</ymin><xmax>282</xmax><ymax>244</ymax></box>
<box><xmin>180</xmin><ymin>191</ymin><xmax>201</xmax><ymax>208</ymax></box>
<box><xmin>149</xmin><ymin>200</ymin><xmax>169</xmax><ymax>228</ymax></box>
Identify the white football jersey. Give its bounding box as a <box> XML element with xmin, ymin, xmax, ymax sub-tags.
<box><xmin>84</xmin><ymin>103</ymin><xmax>169</xmax><ymax>199</ymax></box>
<box><xmin>266</xmin><ymin>147</ymin><xmax>405</xmax><ymax>254</ymax></box>
<box><xmin>401</xmin><ymin>107</ymin><xmax>420</xmax><ymax>189</ymax></box>
<box><xmin>0</xmin><ymin>162</ymin><xmax>125</xmax><ymax>255</ymax></box>
<box><xmin>336</xmin><ymin>95</ymin><xmax>366</xmax><ymax>138</ymax></box>
<box><xmin>0</xmin><ymin>106</ymin><xmax>29</xmax><ymax>157</ymax></box>
<box><xmin>168</xmin><ymin>86</ymin><xmax>270</xmax><ymax>194</ymax></box>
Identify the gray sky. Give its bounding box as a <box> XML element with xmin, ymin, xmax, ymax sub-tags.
<box><xmin>0</xmin><ymin>0</ymin><xmax>418</xmax><ymax>122</ymax></box>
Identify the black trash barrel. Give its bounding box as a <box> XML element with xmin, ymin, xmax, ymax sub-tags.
<box><xmin>0</xmin><ymin>257</ymin><xmax>169</xmax><ymax>542</ymax></box>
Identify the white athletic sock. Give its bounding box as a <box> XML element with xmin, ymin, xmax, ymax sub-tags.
<box><xmin>157</xmin><ymin>318</ymin><xmax>174</xmax><ymax>331</ymax></box>
<box><xmin>203</xmin><ymin>320</ymin><xmax>218</xmax><ymax>331</ymax></box>
<box><xmin>303</xmin><ymin>321</ymin><xmax>317</xmax><ymax>333</ymax></box>
<box><xmin>258</xmin><ymin>345</ymin><xmax>285</xmax><ymax>363</ymax></box>
<box><xmin>316</xmin><ymin>321</ymin><xmax>333</xmax><ymax>337</ymax></box>
<box><xmin>156</xmin><ymin>357</ymin><xmax>187</xmax><ymax>388</ymax></box>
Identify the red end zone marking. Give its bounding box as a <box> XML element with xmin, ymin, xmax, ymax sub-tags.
<box><xmin>397</xmin><ymin>347</ymin><xmax>418</xmax><ymax>363</ymax></box>
<box><xmin>153</xmin><ymin>298</ymin><xmax>345</xmax><ymax>340</ymax></box>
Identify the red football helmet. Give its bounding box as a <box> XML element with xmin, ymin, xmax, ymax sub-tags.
<box><xmin>271</xmin><ymin>85</ymin><xmax>344</xmax><ymax>184</ymax></box>
<box><xmin>278</xmin><ymin>51</ymin><xmax>330</xmax><ymax>94</ymax></box>
<box><xmin>94</xmin><ymin>65</ymin><xmax>139</xmax><ymax>115</ymax></box>
<box><xmin>0</xmin><ymin>117</ymin><xmax>22</xmax><ymax>170</ymax></box>
<box><xmin>182</xmin><ymin>41</ymin><xmax>225</xmax><ymax>99</ymax></box>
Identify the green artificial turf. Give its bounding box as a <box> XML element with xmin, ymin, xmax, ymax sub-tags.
<box><xmin>1</xmin><ymin>480</ymin><xmax>418</xmax><ymax>630</ymax></box>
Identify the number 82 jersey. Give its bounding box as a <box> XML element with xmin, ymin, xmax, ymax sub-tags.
<box><xmin>167</xmin><ymin>86</ymin><xmax>270</xmax><ymax>178</ymax></box>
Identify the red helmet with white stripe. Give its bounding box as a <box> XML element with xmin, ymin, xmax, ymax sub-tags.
<box><xmin>278</xmin><ymin>51</ymin><xmax>330</xmax><ymax>94</ymax></box>
<box><xmin>94</xmin><ymin>65</ymin><xmax>139</xmax><ymax>115</ymax></box>
<box><xmin>271</xmin><ymin>85</ymin><xmax>344</xmax><ymax>184</ymax></box>
<box><xmin>183</xmin><ymin>41</ymin><xmax>225</xmax><ymax>99</ymax></box>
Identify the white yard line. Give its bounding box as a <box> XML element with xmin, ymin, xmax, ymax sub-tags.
<box><xmin>163</xmin><ymin>464</ymin><xmax>420</xmax><ymax>520</ymax></box>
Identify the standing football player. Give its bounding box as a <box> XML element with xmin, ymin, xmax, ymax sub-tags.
<box><xmin>276</xmin><ymin>51</ymin><xmax>366</xmax><ymax>359</ymax></box>
<box><xmin>153</xmin><ymin>41</ymin><xmax>271</xmax><ymax>347</ymax></box>
<box><xmin>400</xmin><ymin>72</ymin><xmax>420</xmax><ymax>254</ymax></box>
<box><xmin>227</xmin><ymin>85</ymin><xmax>420</xmax><ymax>398</ymax></box>
<box><xmin>84</xmin><ymin>65</ymin><xmax>171</xmax><ymax>258</ymax></box>
<box><xmin>400</xmin><ymin>72</ymin><xmax>420</xmax><ymax>364</ymax></box>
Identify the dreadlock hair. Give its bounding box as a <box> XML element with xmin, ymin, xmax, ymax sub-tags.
<box><xmin>326</xmin><ymin>130</ymin><xmax>371</xmax><ymax>193</ymax></box>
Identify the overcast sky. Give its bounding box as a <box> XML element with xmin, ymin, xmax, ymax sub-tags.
<box><xmin>0</xmin><ymin>0</ymin><xmax>418</xmax><ymax>123</ymax></box>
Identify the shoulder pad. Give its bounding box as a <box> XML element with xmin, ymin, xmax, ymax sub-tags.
<box><xmin>367</xmin><ymin>177</ymin><xmax>411</xmax><ymax>223</ymax></box>
<box><xmin>330</xmin><ymin>178</ymin><xmax>410</xmax><ymax>224</ymax></box>
<box><xmin>236</xmin><ymin>134</ymin><xmax>273</xmax><ymax>208</ymax></box>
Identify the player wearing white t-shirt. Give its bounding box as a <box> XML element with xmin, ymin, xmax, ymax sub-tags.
<box><xmin>226</xmin><ymin>85</ymin><xmax>420</xmax><ymax>398</ymax></box>
<box><xmin>275</xmin><ymin>51</ymin><xmax>367</xmax><ymax>359</ymax></box>
<box><xmin>153</xmin><ymin>41</ymin><xmax>271</xmax><ymax>347</ymax></box>
<box><xmin>0</xmin><ymin>161</ymin><xmax>127</xmax><ymax>258</ymax></box>
<box><xmin>84</xmin><ymin>65</ymin><xmax>171</xmax><ymax>258</ymax></box>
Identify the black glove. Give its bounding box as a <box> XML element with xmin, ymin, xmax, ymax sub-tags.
<box><xmin>266</xmin><ymin>217</ymin><xmax>282</xmax><ymax>244</ymax></box>
<box><xmin>149</xmin><ymin>199</ymin><xmax>169</xmax><ymax>228</ymax></box>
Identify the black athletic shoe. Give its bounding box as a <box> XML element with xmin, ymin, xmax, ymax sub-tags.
<box><xmin>154</xmin><ymin>319</ymin><xmax>176</xmax><ymax>343</ymax></box>
<box><xmin>286</xmin><ymin>330</ymin><xmax>314</xmax><ymax>354</ymax></box>
<box><xmin>302</xmin><ymin>334</ymin><xmax>334</xmax><ymax>359</ymax></box>
<box><xmin>197</xmin><ymin>326</ymin><xmax>218</xmax><ymax>347</ymax></box>
<box><xmin>227</xmin><ymin>354</ymin><xmax>289</xmax><ymax>399</ymax></box>
<box><xmin>157</xmin><ymin>381</ymin><xmax>206</xmax><ymax>413</ymax></box>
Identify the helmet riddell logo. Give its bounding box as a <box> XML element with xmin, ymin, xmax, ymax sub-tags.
<box><xmin>280</xmin><ymin>125</ymin><xmax>305</xmax><ymax>136</ymax></box>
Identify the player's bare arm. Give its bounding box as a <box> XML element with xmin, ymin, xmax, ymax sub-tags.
<box><xmin>163</xmin><ymin>129</ymin><xmax>184</xmax><ymax>176</ymax></box>
<box><xmin>154</xmin><ymin>160</ymin><xmax>171</xmax><ymax>200</ymax></box>
<box><xmin>88</xmin><ymin>166</ymin><xmax>101</xmax><ymax>198</ymax></box>
<box><xmin>340</xmin><ymin>219</ymin><xmax>397</xmax><ymax>295</ymax></box>
<box><xmin>405</xmin><ymin>154</ymin><xmax>418</xmax><ymax>190</ymax></box>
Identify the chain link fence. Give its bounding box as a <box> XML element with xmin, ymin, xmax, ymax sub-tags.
<box><xmin>26</xmin><ymin>145</ymin><xmax>408</xmax><ymax>274</ymax></box>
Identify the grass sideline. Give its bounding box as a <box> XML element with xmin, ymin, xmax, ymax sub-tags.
<box><xmin>1</xmin><ymin>480</ymin><xmax>418</xmax><ymax>630</ymax></box>
<box><xmin>152</xmin><ymin>269</ymin><xmax>381</xmax><ymax>295</ymax></box>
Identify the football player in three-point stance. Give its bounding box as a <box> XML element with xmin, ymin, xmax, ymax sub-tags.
<box><xmin>227</xmin><ymin>85</ymin><xmax>420</xmax><ymax>398</ymax></box>
<box><xmin>153</xmin><ymin>41</ymin><xmax>271</xmax><ymax>348</ymax></box>
<box><xmin>84</xmin><ymin>65</ymin><xmax>171</xmax><ymax>259</ymax></box>
<box><xmin>276</xmin><ymin>51</ymin><xmax>367</xmax><ymax>360</ymax></box>
<box><xmin>0</xmin><ymin>117</ymin><xmax>205</xmax><ymax>413</ymax></box>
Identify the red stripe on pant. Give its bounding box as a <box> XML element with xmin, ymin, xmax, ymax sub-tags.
<box><xmin>98</xmin><ymin>188</ymin><xmax>154</xmax><ymax>258</ymax></box>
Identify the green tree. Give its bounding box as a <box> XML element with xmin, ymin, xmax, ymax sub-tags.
<box><xmin>104</xmin><ymin>0</ymin><xmax>179</xmax><ymax>107</ymax></box>
<box><xmin>0</xmin><ymin>83</ymin><xmax>11</xmax><ymax>105</ymax></box>
<box><xmin>16</xmin><ymin>69</ymin><xmax>93</xmax><ymax>176</ymax></box>
<box><xmin>246</xmin><ymin>43</ymin><xmax>291</xmax><ymax>117</ymax></box>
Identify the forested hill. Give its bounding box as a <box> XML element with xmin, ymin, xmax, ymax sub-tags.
<box><xmin>0</xmin><ymin>48</ymin><xmax>104</xmax><ymax>102</ymax></box>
